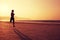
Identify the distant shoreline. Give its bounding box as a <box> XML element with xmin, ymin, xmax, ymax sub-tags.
<box><xmin>0</xmin><ymin>20</ymin><xmax>60</xmax><ymax>22</ymax></box>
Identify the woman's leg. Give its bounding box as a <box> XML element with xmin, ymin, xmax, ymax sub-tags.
<box><xmin>13</xmin><ymin>18</ymin><xmax>15</xmax><ymax>24</ymax></box>
<box><xmin>13</xmin><ymin>18</ymin><xmax>15</xmax><ymax>27</ymax></box>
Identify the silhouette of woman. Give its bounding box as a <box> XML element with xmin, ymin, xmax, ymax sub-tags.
<box><xmin>10</xmin><ymin>10</ymin><xmax>15</xmax><ymax>24</ymax></box>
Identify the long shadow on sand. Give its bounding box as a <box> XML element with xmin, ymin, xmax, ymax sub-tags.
<box><xmin>13</xmin><ymin>28</ymin><xmax>32</xmax><ymax>40</ymax></box>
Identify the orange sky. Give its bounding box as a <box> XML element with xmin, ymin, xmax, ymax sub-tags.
<box><xmin>0</xmin><ymin>0</ymin><xmax>60</xmax><ymax>20</ymax></box>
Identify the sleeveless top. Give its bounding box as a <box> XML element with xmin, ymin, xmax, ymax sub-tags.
<box><xmin>11</xmin><ymin>13</ymin><xmax>14</xmax><ymax>18</ymax></box>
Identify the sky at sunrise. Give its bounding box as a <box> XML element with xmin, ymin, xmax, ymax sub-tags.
<box><xmin>0</xmin><ymin>0</ymin><xmax>60</xmax><ymax>20</ymax></box>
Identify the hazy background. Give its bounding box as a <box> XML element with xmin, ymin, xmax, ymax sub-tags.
<box><xmin>0</xmin><ymin>0</ymin><xmax>60</xmax><ymax>20</ymax></box>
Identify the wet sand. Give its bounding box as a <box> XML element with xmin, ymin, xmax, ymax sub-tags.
<box><xmin>0</xmin><ymin>22</ymin><xmax>60</xmax><ymax>40</ymax></box>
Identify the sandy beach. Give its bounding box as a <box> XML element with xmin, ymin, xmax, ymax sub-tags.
<box><xmin>0</xmin><ymin>21</ymin><xmax>60</xmax><ymax>40</ymax></box>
